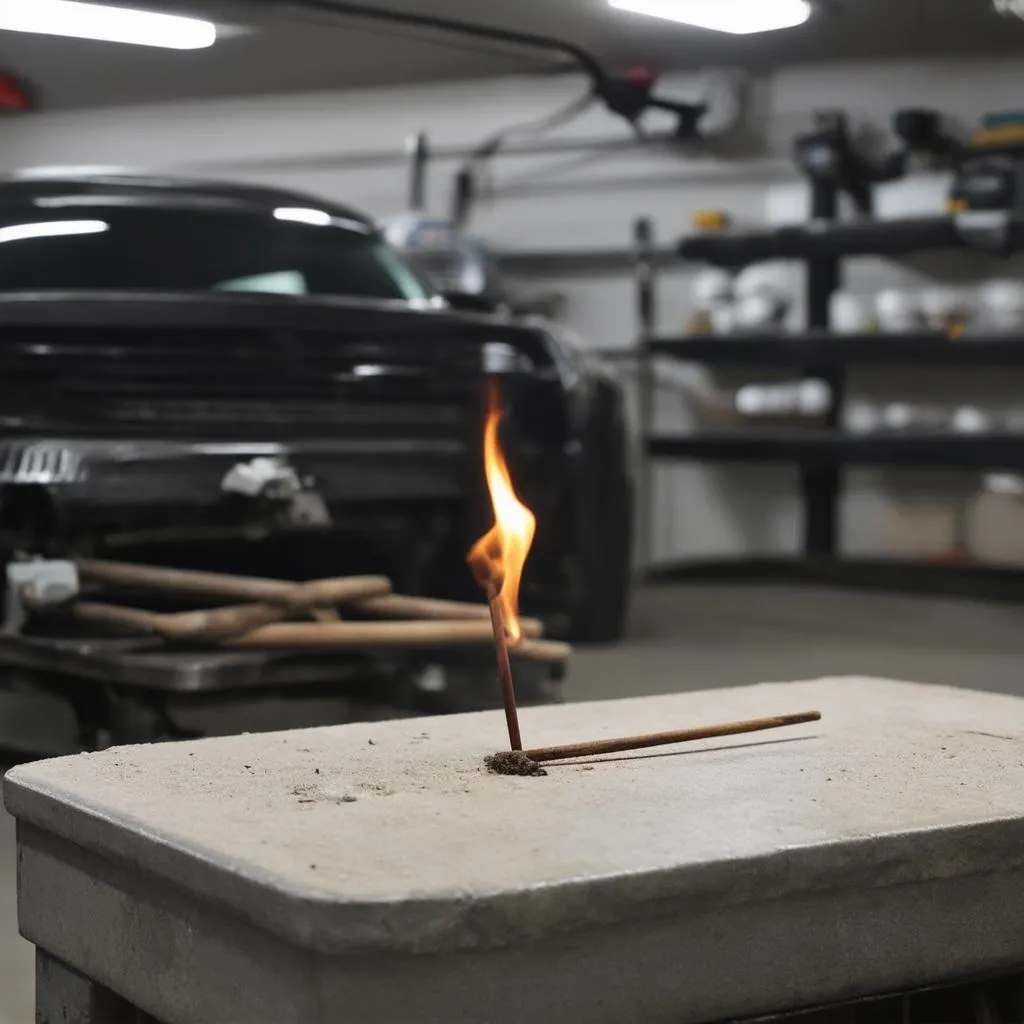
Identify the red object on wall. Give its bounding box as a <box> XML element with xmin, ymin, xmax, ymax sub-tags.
<box><xmin>0</xmin><ymin>74</ymin><xmax>34</xmax><ymax>112</ymax></box>
<box><xmin>625</xmin><ymin>63</ymin><xmax>658</xmax><ymax>88</ymax></box>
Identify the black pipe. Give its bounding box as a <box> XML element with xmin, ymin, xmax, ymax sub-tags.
<box><xmin>407</xmin><ymin>132</ymin><xmax>429</xmax><ymax>213</ymax></box>
<box><xmin>801</xmin><ymin>177</ymin><xmax>844</xmax><ymax>560</ymax></box>
<box><xmin>634</xmin><ymin>216</ymin><xmax>656</xmax><ymax>570</ymax></box>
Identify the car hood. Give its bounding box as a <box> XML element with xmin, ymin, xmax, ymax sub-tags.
<box><xmin>0</xmin><ymin>290</ymin><xmax>518</xmax><ymax>332</ymax></box>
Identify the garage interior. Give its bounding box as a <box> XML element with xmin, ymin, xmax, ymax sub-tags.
<box><xmin>3</xmin><ymin>2</ymin><xmax>1024</xmax><ymax>1022</ymax></box>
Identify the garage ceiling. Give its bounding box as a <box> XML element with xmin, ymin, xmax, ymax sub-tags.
<box><xmin>4</xmin><ymin>0</ymin><xmax>1024</xmax><ymax>111</ymax></box>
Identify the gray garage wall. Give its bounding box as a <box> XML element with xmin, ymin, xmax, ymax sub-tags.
<box><xmin>4</xmin><ymin>55</ymin><xmax>1024</xmax><ymax>567</ymax></box>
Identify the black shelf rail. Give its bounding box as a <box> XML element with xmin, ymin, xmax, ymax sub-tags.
<box><xmin>648</xmin><ymin>432</ymin><xmax>1024</xmax><ymax>471</ymax></box>
<box><xmin>646</xmin><ymin>332</ymin><xmax>1024</xmax><ymax>367</ymax></box>
<box><xmin>647</xmin><ymin>557</ymin><xmax>1024</xmax><ymax>605</ymax></box>
<box><xmin>677</xmin><ymin>215</ymin><xmax>1024</xmax><ymax>268</ymax></box>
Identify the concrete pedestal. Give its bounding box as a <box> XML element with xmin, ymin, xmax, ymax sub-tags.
<box><xmin>5</xmin><ymin>677</ymin><xmax>1024</xmax><ymax>1024</ymax></box>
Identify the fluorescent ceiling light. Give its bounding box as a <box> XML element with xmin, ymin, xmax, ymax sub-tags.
<box><xmin>609</xmin><ymin>0</ymin><xmax>811</xmax><ymax>34</ymax></box>
<box><xmin>0</xmin><ymin>1</ymin><xmax>217</xmax><ymax>50</ymax></box>
<box><xmin>0</xmin><ymin>220</ymin><xmax>109</xmax><ymax>244</ymax></box>
<box><xmin>274</xmin><ymin>207</ymin><xmax>332</xmax><ymax>227</ymax></box>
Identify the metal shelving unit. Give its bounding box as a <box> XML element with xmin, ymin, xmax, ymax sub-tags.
<box><xmin>628</xmin><ymin>207</ymin><xmax>1024</xmax><ymax>592</ymax></box>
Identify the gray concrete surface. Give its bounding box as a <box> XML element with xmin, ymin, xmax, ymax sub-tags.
<box><xmin>8</xmin><ymin>677</ymin><xmax>1024</xmax><ymax>1024</ymax></box>
<box><xmin>3</xmin><ymin>583</ymin><xmax>1024</xmax><ymax>1023</ymax></box>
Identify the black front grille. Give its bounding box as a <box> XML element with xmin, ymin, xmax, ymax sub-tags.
<box><xmin>0</xmin><ymin>324</ymin><xmax>496</xmax><ymax>439</ymax></box>
<box><xmin>90</xmin><ymin>397</ymin><xmax>468</xmax><ymax>440</ymax></box>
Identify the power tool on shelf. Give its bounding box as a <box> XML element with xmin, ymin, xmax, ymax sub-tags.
<box><xmin>948</xmin><ymin>111</ymin><xmax>1024</xmax><ymax>252</ymax></box>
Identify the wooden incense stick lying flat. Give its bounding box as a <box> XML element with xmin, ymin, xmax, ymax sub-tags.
<box><xmin>519</xmin><ymin>711</ymin><xmax>822</xmax><ymax>764</ymax></box>
<box><xmin>72</xmin><ymin>601</ymin><xmax>571</xmax><ymax>663</ymax></box>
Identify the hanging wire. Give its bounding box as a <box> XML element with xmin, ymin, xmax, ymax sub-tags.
<box><xmin>459</xmin><ymin>90</ymin><xmax>597</xmax><ymax>218</ymax></box>
<box><xmin>469</xmin><ymin>91</ymin><xmax>597</xmax><ymax>162</ymax></box>
<box><xmin>274</xmin><ymin>8</ymin><xmax>574</xmax><ymax>72</ymax></box>
<box><xmin>279</xmin><ymin>0</ymin><xmax>608</xmax><ymax>86</ymax></box>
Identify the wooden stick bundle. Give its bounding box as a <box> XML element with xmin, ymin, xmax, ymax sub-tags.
<box><xmin>75</xmin><ymin>559</ymin><xmax>545</xmax><ymax>636</ymax></box>
<box><xmin>72</xmin><ymin>557</ymin><xmax>569</xmax><ymax>662</ymax></box>
<box><xmin>72</xmin><ymin>600</ymin><xmax>570</xmax><ymax>663</ymax></box>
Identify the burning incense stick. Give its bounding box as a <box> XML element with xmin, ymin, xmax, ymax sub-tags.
<box><xmin>486</xmin><ymin>583</ymin><xmax>523</xmax><ymax>751</ymax></box>
<box><xmin>467</xmin><ymin>379</ymin><xmax>537</xmax><ymax>751</ymax></box>
<box><xmin>486</xmin><ymin>711</ymin><xmax>822</xmax><ymax>774</ymax></box>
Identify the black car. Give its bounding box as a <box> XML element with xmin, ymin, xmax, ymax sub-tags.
<box><xmin>0</xmin><ymin>170</ymin><xmax>633</xmax><ymax>645</ymax></box>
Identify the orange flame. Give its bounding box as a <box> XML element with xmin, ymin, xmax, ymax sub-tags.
<box><xmin>467</xmin><ymin>381</ymin><xmax>536</xmax><ymax>642</ymax></box>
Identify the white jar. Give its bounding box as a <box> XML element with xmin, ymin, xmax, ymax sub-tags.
<box><xmin>710</xmin><ymin>305</ymin><xmax>738</xmax><ymax>336</ymax></box>
<box><xmin>875</xmin><ymin>289</ymin><xmax>924</xmax><ymax>333</ymax></box>
<box><xmin>829</xmin><ymin>292</ymin><xmax>870</xmax><ymax>333</ymax></box>
<box><xmin>979</xmin><ymin>279</ymin><xmax>1024</xmax><ymax>332</ymax></box>
<box><xmin>733</xmin><ymin>262</ymin><xmax>791</xmax><ymax>303</ymax></box>
<box><xmin>952</xmin><ymin>406</ymin><xmax>995</xmax><ymax>434</ymax></box>
<box><xmin>733</xmin><ymin>294</ymin><xmax>783</xmax><ymax>331</ymax></box>
<box><xmin>691</xmin><ymin>269</ymin><xmax>734</xmax><ymax>311</ymax></box>
<box><xmin>920</xmin><ymin>287</ymin><xmax>968</xmax><ymax>332</ymax></box>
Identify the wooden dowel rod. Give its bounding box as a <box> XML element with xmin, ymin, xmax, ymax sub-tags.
<box><xmin>143</xmin><ymin>603</ymin><xmax>315</xmax><ymax>641</ymax></box>
<box><xmin>225</xmin><ymin>620</ymin><xmax>571</xmax><ymax>662</ymax></box>
<box><xmin>72</xmin><ymin>600</ymin><xmax>326</xmax><ymax>641</ymax></box>
<box><xmin>74</xmin><ymin>601</ymin><xmax>159</xmax><ymax>635</ymax></box>
<box><xmin>228</xmin><ymin>619</ymin><xmax>497</xmax><ymax>647</ymax></box>
<box><xmin>523</xmin><ymin>711</ymin><xmax>822</xmax><ymax>763</ymax></box>
<box><xmin>353</xmin><ymin>593</ymin><xmax>544</xmax><ymax>637</ymax></box>
<box><xmin>76</xmin><ymin>558</ymin><xmax>390</xmax><ymax>607</ymax></box>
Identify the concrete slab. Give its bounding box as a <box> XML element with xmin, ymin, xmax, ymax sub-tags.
<box><xmin>0</xmin><ymin>805</ymin><xmax>33</xmax><ymax>1024</ymax></box>
<box><xmin>5</xmin><ymin>677</ymin><xmax>1024</xmax><ymax>1023</ymax></box>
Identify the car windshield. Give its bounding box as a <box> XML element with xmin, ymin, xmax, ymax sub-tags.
<box><xmin>0</xmin><ymin>201</ymin><xmax>435</xmax><ymax>302</ymax></box>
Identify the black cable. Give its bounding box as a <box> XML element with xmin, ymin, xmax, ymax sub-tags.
<box><xmin>462</xmin><ymin>90</ymin><xmax>595</xmax><ymax>215</ymax></box>
<box><xmin>278</xmin><ymin>0</ymin><xmax>608</xmax><ymax>90</ymax></box>
<box><xmin>471</xmin><ymin>91</ymin><xmax>595</xmax><ymax>161</ymax></box>
<box><xmin>276</xmin><ymin>0</ymin><xmax>708</xmax><ymax>135</ymax></box>
<box><xmin>274</xmin><ymin>6</ymin><xmax>576</xmax><ymax>73</ymax></box>
<box><xmin>273</xmin><ymin>0</ymin><xmax>708</xmax><ymax>222</ymax></box>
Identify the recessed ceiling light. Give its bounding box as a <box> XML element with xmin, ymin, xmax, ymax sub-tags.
<box><xmin>609</xmin><ymin>0</ymin><xmax>812</xmax><ymax>35</ymax></box>
<box><xmin>0</xmin><ymin>1</ymin><xmax>217</xmax><ymax>49</ymax></box>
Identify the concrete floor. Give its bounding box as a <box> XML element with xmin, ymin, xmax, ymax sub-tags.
<box><xmin>3</xmin><ymin>582</ymin><xmax>1024</xmax><ymax>1023</ymax></box>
